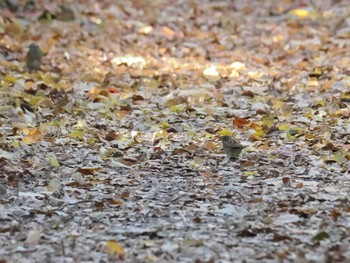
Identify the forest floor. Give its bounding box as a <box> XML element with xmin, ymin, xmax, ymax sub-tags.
<box><xmin>1</xmin><ymin>0</ymin><xmax>350</xmax><ymax>262</ymax></box>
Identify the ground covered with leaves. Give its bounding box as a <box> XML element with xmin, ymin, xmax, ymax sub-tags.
<box><xmin>1</xmin><ymin>0</ymin><xmax>350</xmax><ymax>262</ymax></box>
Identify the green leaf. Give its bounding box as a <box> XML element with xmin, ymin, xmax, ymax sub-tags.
<box><xmin>49</xmin><ymin>154</ymin><xmax>60</xmax><ymax>167</ymax></box>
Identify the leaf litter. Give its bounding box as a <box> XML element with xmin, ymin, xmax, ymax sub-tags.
<box><xmin>0</xmin><ymin>0</ymin><xmax>350</xmax><ymax>262</ymax></box>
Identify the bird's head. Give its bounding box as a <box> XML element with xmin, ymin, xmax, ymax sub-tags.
<box><xmin>219</xmin><ymin>135</ymin><xmax>233</xmax><ymax>145</ymax></box>
<box><xmin>29</xmin><ymin>43</ymin><xmax>39</xmax><ymax>50</ymax></box>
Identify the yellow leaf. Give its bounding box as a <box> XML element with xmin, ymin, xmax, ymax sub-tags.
<box><xmin>250</xmin><ymin>122</ymin><xmax>262</xmax><ymax>131</ymax></box>
<box><xmin>77</xmin><ymin>119</ymin><xmax>87</xmax><ymax>128</ymax></box>
<box><xmin>11</xmin><ymin>141</ymin><xmax>20</xmax><ymax>148</ymax></box>
<box><xmin>289</xmin><ymin>8</ymin><xmax>310</xmax><ymax>18</ymax></box>
<box><xmin>249</xmin><ymin>129</ymin><xmax>265</xmax><ymax>141</ymax></box>
<box><xmin>4</xmin><ymin>75</ymin><xmax>16</xmax><ymax>84</ymax></box>
<box><xmin>340</xmin><ymin>93</ymin><xmax>350</xmax><ymax>103</ymax></box>
<box><xmin>49</xmin><ymin>155</ymin><xmax>60</xmax><ymax>167</ymax></box>
<box><xmin>187</xmin><ymin>129</ymin><xmax>196</xmax><ymax>136</ymax></box>
<box><xmin>270</xmin><ymin>98</ymin><xmax>284</xmax><ymax>110</ymax></box>
<box><xmin>169</xmin><ymin>105</ymin><xmax>184</xmax><ymax>113</ymax></box>
<box><xmin>229</xmin><ymin>70</ymin><xmax>240</xmax><ymax>78</ymax></box>
<box><xmin>278</xmin><ymin>124</ymin><xmax>289</xmax><ymax>131</ymax></box>
<box><xmin>286</xmin><ymin>132</ymin><xmax>296</xmax><ymax>141</ymax></box>
<box><xmin>29</xmin><ymin>96</ymin><xmax>46</xmax><ymax>107</ymax></box>
<box><xmin>147</xmin><ymin>78</ymin><xmax>158</xmax><ymax>89</ymax></box>
<box><xmin>22</xmin><ymin>128</ymin><xmax>42</xmax><ymax>144</ymax></box>
<box><xmin>280</xmin><ymin>104</ymin><xmax>293</xmax><ymax>117</ymax></box>
<box><xmin>243</xmin><ymin>171</ymin><xmax>259</xmax><ymax>177</ymax></box>
<box><xmin>262</xmin><ymin>115</ymin><xmax>275</xmax><ymax>128</ymax></box>
<box><xmin>162</xmin><ymin>122</ymin><xmax>170</xmax><ymax>129</ymax></box>
<box><xmin>152</xmin><ymin>129</ymin><xmax>168</xmax><ymax>141</ymax></box>
<box><xmin>105</xmin><ymin>240</ymin><xmax>125</xmax><ymax>259</ymax></box>
<box><xmin>218</xmin><ymin>129</ymin><xmax>233</xmax><ymax>136</ymax></box>
<box><xmin>308</xmin><ymin>78</ymin><xmax>318</xmax><ymax>87</ymax></box>
<box><xmin>332</xmin><ymin>149</ymin><xmax>348</xmax><ymax>164</ymax></box>
<box><xmin>254</xmin><ymin>130</ymin><xmax>265</xmax><ymax>137</ymax></box>
<box><xmin>314</xmin><ymin>100</ymin><xmax>326</xmax><ymax>107</ymax></box>
<box><xmin>69</xmin><ymin>130</ymin><xmax>84</xmax><ymax>140</ymax></box>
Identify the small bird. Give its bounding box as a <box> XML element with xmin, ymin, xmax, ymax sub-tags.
<box><xmin>25</xmin><ymin>43</ymin><xmax>42</xmax><ymax>72</ymax></box>
<box><xmin>220</xmin><ymin>135</ymin><xmax>246</xmax><ymax>160</ymax></box>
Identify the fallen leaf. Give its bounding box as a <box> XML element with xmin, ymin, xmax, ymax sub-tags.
<box><xmin>105</xmin><ymin>240</ymin><xmax>125</xmax><ymax>259</ymax></box>
<box><xmin>233</xmin><ymin>117</ymin><xmax>250</xmax><ymax>128</ymax></box>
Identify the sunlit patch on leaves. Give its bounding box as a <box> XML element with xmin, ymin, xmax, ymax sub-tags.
<box><xmin>111</xmin><ymin>55</ymin><xmax>146</xmax><ymax>68</ymax></box>
<box><xmin>138</xmin><ymin>25</ymin><xmax>153</xmax><ymax>35</ymax></box>
<box><xmin>229</xmin><ymin>61</ymin><xmax>245</xmax><ymax>72</ymax></box>
<box><xmin>247</xmin><ymin>70</ymin><xmax>265</xmax><ymax>82</ymax></box>
<box><xmin>203</xmin><ymin>65</ymin><xmax>220</xmax><ymax>81</ymax></box>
